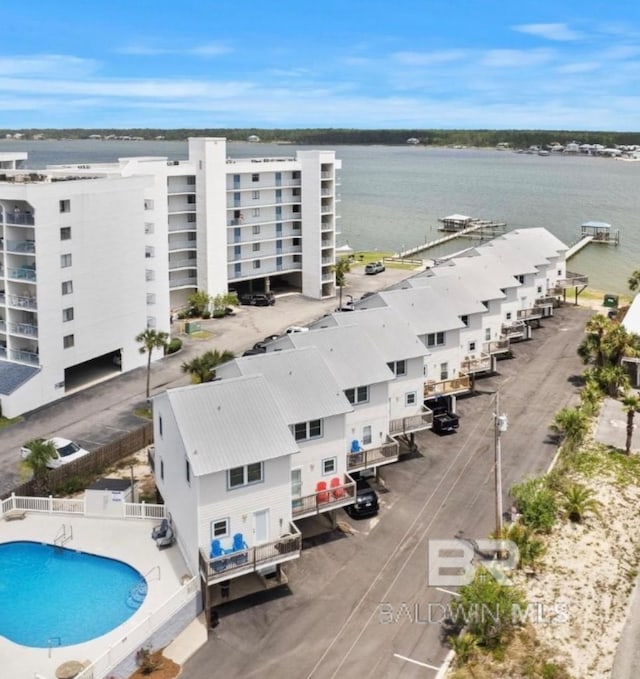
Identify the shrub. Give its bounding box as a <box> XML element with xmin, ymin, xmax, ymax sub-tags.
<box><xmin>511</xmin><ymin>477</ymin><xmax>558</xmax><ymax>533</ymax></box>
<box><xmin>165</xmin><ymin>338</ymin><xmax>182</xmax><ymax>355</ymax></box>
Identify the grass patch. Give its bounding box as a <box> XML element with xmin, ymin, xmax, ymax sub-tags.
<box><xmin>560</xmin><ymin>442</ymin><xmax>640</xmax><ymax>487</ymax></box>
<box><xmin>188</xmin><ymin>330</ymin><xmax>213</xmax><ymax>340</ymax></box>
<box><xmin>0</xmin><ymin>415</ymin><xmax>23</xmax><ymax>430</ymax></box>
<box><xmin>134</xmin><ymin>406</ymin><xmax>153</xmax><ymax>420</ymax></box>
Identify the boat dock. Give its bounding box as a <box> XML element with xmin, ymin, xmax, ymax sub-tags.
<box><xmin>398</xmin><ymin>223</ymin><xmax>494</xmax><ymax>258</ymax></box>
<box><xmin>566</xmin><ymin>236</ymin><xmax>593</xmax><ymax>259</ymax></box>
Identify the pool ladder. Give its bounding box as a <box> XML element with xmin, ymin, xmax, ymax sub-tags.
<box><xmin>54</xmin><ymin>524</ymin><xmax>73</xmax><ymax>548</ymax></box>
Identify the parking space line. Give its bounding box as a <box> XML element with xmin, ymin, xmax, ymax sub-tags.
<box><xmin>435</xmin><ymin>587</ymin><xmax>459</xmax><ymax>597</ymax></box>
<box><xmin>393</xmin><ymin>653</ymin><xmax>440</xmax><ymax>670</ymax></box>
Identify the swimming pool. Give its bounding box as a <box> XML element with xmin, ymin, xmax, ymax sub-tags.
<box><xmin>0</xmin><ymin>541</ymin><xmax>147</xmax><ymax>647</ymax></box>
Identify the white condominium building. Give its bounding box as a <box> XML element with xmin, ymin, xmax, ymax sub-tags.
<box><xmin>0</xmin><ymin>139</ymin><xmax>341</xmax><ymax>417</ymax></box>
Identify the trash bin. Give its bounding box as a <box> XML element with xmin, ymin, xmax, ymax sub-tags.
<box><xmin>603</xmin><ymin>294</ymin><xmax>619</xmax><ymax>308</ymax></box>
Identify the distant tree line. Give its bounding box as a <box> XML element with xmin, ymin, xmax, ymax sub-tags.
<box><xmin>3</xmin><ymin>127</ymin><xmax>640</xmax><ymax>148</ymax></box>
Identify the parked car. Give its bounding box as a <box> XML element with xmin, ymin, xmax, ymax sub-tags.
<box><xmin>345</xmin><ymin>477</ymin><xmax>379</xmax><ymax>518</ymax></box>
<box><xmin>285</xmin><ymin>325</ymin><xmax>309</xmax><ymax>334</ymax></box>
<box><xmin>239</xmin><ymin>292</ymin><xmax>275</xmax><ymax>306</ymax></box>
<box><xmin>365</xmin><ymin>261</ymin><xmax>385</xmax><ymax>275</ymax></box>
<box><xmin>20</xmin><ymin>437</ymin><xmax>91</xmax><ymax>469</ymax></box>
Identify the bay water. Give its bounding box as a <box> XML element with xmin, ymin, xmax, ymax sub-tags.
<box><xmin>2</xmin><ymin>139</ymin><xmax>638</xmax><ymax>294</ymax></box>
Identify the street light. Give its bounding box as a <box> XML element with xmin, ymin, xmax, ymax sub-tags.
<box><xmin>494</xmin><ymin>392</ymin><xmax>508</xmax><ymax>537</ymax></box>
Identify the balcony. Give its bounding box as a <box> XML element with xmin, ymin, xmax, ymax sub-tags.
<box><xmin>169</xmin><ymin>277</ymin><xmax>198</xmax><ymax>289</ymax></box>
<box><xmin>461</xmin><ymin>353</ymin><xmax>492</xmax><ymax>375</ymax></box>
<box><xmin>502</xmin><ymin>321</ymin><xmax>527</xmax><ymax>340</ymax></box>
<box><xmin>552</xmin><ymin>271</ymin><xmax>589</xmax><ymax>291</ymax></box>
<box><xmin>292</xmin><ymin>476</ymin><xmax>356</xmax><ymax>519</ymax></box>
<box><xmin>4</xmin><ymin>211</ymin><xmax>34</xmax><ymax>225</ymax></box>
<box><xmin>6</xmin><ymin>294</ymin><xmax>37</xmax><ymax>310</ymax></box>
<box><xmin>5</xmin><ymin>239</ymin><xmax>35</xmax><ymax>253</ymax></box>
<box><xmin>483</xmin><ymin>338</ymin><xmax>510</xmax><ymax>355</ymax></box>
<box><xmin>389</xmin><ymin>408</ymin><xmax>433</xmax><ymax>437</ymax></box>
<box><xmin>8</xmin><ymin>322</ymin><xmax>38</xmax><ymax>338</ymax></box>
<box><xmin>347</xmin><ymin>438</ymin><xmax>401</xmax><ymax>471</ymax></box>
<box><xmin>8</xmin><ymin>266</ymin><xmax>36</xmax><ymax>282</ymax></box>
<box><xmin>534</xmin><ymin>297</ymin><xmax>556</xmax><ymax>317</ymax></box>
<box><xmin>10</xmin><ymin>348</ymin><xmax>39</xmax><ymax>365</ymax></box>
<box><xmin>424</xmin><ymin>375</ymin><xmax>471</xmax><ymax>398</ymax></box>
<box><xmin>517</xmin><ymin>307</ymin><xmax>543</xmax><ymax>322</ymax></box>
<box><xmin>198</xmin><ymin>523</ymin><xmax>301</xmax><ymax>586</ymax></box>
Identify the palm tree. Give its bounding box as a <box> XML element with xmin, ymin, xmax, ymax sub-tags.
<box><xmin>603</xmin><ymin>324</ymin><xmax>640</xmax><ymax>366</ymax></box>
<box><xmin>562</xmin><ymin>483</ymin><xmax>601</xmax><ymax>523</ymax></box>
<box><xmin>21</xmin><ymin>439</ymin><xmax>57</xmax><ymax>493</ymax></box>
<box><xmin>578</xmin><ymin>314</ymin><xmax>614</xmax><ymax>367</ymax></box>
<box><xmin>551</xmin><ymin>406</ymin><xmax>590</xmax><ymax>451</ymax></box>
<box><xmin>136</xmin><ymin>328</ymin><xmax>169</xmax><ymax>399</ymax></box>
<box><xmin>622</xmin><ymin>393</ymin><xmax>640</xmax><ymax>454</ymax></box>
<box><xmin>579</xmin><ymin>378</ymin><xmax>603</xmax><ymax>417</ymax></box>
<box><xmin>181</xmin><ymin>349</ymin><xmax>235</xmax><ymax>383</ymax></box>
<box><xmin>628</xmin><ymin>270</ymin><xmax>640</xmax><ymax>293</ymax></box>
<box><xmin>590</xmin><ymin>364</ymin><xmax>630</xmax><ymax>398</ymax></box>
<box><xmin>331</xmin><ymin>256</ymin><xmax>351</xmax><ymax>310</ymax></box>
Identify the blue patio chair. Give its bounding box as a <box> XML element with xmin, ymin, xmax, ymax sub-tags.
<box><xmin>210</xmin><ymin>539</ymin><xmax>227</xmax><ymax>572</ymax></box>
<box><xmin>351</xmin><ymin>439</ymin><xmax>361</xmax><ymax>453</ymax></box>
<box><xmin>232</xmin><ymin>533</ymin><xmax>248</xmax><ymax>565</ymax></box>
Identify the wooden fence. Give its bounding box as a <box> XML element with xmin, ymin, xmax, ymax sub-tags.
<box><xmin>2</xmin><ymin>421</ymin><xmax>154</xmax><ymax>500</ymax></box>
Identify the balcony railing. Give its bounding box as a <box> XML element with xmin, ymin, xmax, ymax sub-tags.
<box><xmin>389</xmin><ymin>409</ymin><xmax>433</xmax><ymax>437</ymax></box>
<box><xmin>483</xmin><ymin>338</ymin><xmax>510</xmax><ymax>355</ymax></box>
<box><xmin>8</xmin><ymin>322</ymin><xmax>38</xmax><ymax>337</ymax></box>
<box><xmin>8</xmin><ymin>266</ymin><xmax>36</xmax><ymax>282</ymax></box>
<box><xmin>6</xmin><ymin>239</ymin><xmax>35</xmax><ymax>253</ymax></box>
<box><xmin>4</xmin><ymin>211</ymin><xmax>34</xmax><ymax>225</ymax></box>
<box><xmin>534</xmin><ymin>298</ymin><xmax>556</xmax><ymax>316</ymax></box>
<box><xmin>292</xmin><ymin>477</ymin><xmax>356</xmax><ymax>519</ymax></box>
<box><xmin>502</xmin><ymin>321</ymin><xmax>527</xmax><ymax>338</ymax></box>
<box><xmin>461</xmin><ymin>353</ymin><xmax>492</xmax><ymax>374</ymax></box>
<box><xmin>10</xmin><ymin>348</ymin><xmax>39</xmax><ymax>365</ymax></box>
<box><xmin>169</xmin><ymin>277</ymin><xmax>198</xmax><ymax>289</ymax></box>
<box><xmin>553</xmin><ymin>272</ymin><xmax>589</xmax><ymax>290</ymax></box>
<box><xmin>6</xmin><ymin>294</ymin><xmax>37</xmax><ymax>309</ymax></box>
<box><xmin>517</xmin><ymin>307</ymin><xmax>543</xmax><ymax>321</ymax></box>
<box><xmin>347</xmin><ymin>438</ymin><xmax>401</xmax><ymax>470</ymax></box>
<box><xmin>198</xmin><ymin>523</ymin><xmax>301</xmax><ymax>586</ymax></box>
<box><xmin>424</xmin><ymin>375</ymin><xmax>471</xmax><ymax>398</ymax></box>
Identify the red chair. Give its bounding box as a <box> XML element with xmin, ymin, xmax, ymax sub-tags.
<box><xmin>316</xmin><ymin>481</ymin><xmax>329</xmax><ymax>503</ymax></box>
<box><xmin>330</xmin><ymin>477</ymin><xmax>345</xmax><ymax>499</ymax></box>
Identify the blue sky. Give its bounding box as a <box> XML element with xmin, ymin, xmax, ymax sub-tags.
<box><xmin>2</xmin><ymin>1</ymin><xmax>640</xmax><ymax>130</ymax></box>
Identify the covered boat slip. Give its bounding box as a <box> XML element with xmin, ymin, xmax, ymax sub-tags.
<box><xmin>580</xmin><ymin>220</ymin><xmax>620</xmax><ymax>245</ymax></box>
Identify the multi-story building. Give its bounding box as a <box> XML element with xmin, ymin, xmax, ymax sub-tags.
<box><xmin>0</xmin><ymin>139</ymin><xmax>340</xmax><ymax>417</ymax></box>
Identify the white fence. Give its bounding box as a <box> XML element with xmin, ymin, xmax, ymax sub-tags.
<box><xmin>74</xmin><ymin>576</ymin><xmax>200</xmax><ymax>679</ymax></box>
<box><xmin>0</xmin><ymin>494</ymin><xmax>166</xmax><ymax>520</ymax></box>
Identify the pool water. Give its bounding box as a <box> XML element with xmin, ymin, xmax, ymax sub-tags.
<box><xmin>0</xmin><ymin>541</ymin><xmax>147</xmax><ymax>647</ymax></box>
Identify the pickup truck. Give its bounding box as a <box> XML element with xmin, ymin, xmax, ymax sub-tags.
<box><xmin>430</xmin><ymin>401</ymin><xmax>459</xmax><ymax>435</ymax></box>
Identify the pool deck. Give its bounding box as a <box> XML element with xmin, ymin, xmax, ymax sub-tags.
<box><xmin>0</xmin><ymin>512</ymin><xmax>191</xmax><ymax>679</ymax></box>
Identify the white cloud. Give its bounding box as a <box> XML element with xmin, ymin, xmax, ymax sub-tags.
<box><xmin>512</xmin><ymin>23</ymin><xmax>583</xmax><ymax>41</ymax></box>
<box><xmin>189</xmin><ymin>43</ymin><xmax>232</xmax><ymax>56</ymax></box>
<box><xmin>116</xmin><ymin>43</ymin><xmax>232</xmax><ymax>57</ymax></box>
<box><xmin>0</xmin><ymin>55</ymin><xmax>97</xmax><ymax>77</ymax></box>
<box><xmin>392</xmin><ymin>49</ymin><xmax>468</xmax><ymax>66</ymax></box>
<box><xmin>556</xmin><ymin>61</ymin><xmax>601</xmax><ymax>74</ymax></box>
<box><xmin>481</xmin><ymin>48</ymin><xmax>554</xmax><ymax>68</ymax></box>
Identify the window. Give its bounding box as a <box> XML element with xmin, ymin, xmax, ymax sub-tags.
<box><xmin>440</xmin><ymin>362</ymin><xmax>448</xmax><ymax>380</ymax></box>
<box><xmin>405</xmin><ymin>392</ymin><xmax>417</xmax><ymax>406</ymax></box>
<box><xmin>517</xmin><ymin>275</ymin><xmax>524</xmax><ymax>284</ymax></box>
<box><xmin>427</xmin><ymin>332</ymin><xmax>445</xmax><ymax>347</ymax></box>
<box><xmin>557</xmin><ymin>269</ymin><xmax>562</xmax><ymax>276</ymax></box>
<box><xmin>212</xmin><ymin>519</ymin><xmax>229</xmax><ymax>538</ymax></box>
<box><xmin>187</xmin><ymin>195</ymin><xmax>196</xmax><ymax>204</ymax></box>
<box><xmin>252</xmin><ymin>190</ymin><xmax>260</xmax><ymax>199</ymax></box>
<box><xmin>485</xmin><ymin>328</ymin><xmax>491</xmax><ymax>341</ymax></box>
<box><xmin>460</xmin><ymin>315</ymin><xmax>468</xmax><ymax>326</ymax></box>
<box><xmin>59</xmin><ymin>199</ymin><xmax>70</xmax><ymax>213</ymax></box>
<box><xmin>61</xmin><ymin>280</ymin><xmax>73</xmax><ymax>295</ymax></box>
<box><xmin>252</xmin><ymin>173</ymin><xmax>259</xmax><ymax>182</ymax></box>
<box><xmin>252</xmin><ymin>242</ymin><xmax>260</xmax><ymax>252</ymax></box>
<box><xmin>293</xmin><ymin>254</ymin><xmax>302</xmax><ymax>263</ymax></box>
<box><xmin>322</xmin><ymin>457</ymin><xmax>336</xmax><ymax>475</ymax></box>
<box><xmin>160</xmin><ymin>459</ymin><xmax>164</xmax><ymax>481</ymax></box>
<box><xmin>292</xmin><ymin>204</ymin><xmax>300</xmax><ymax>213</ymax></box>
<box><xmin>62</xmin><ymin>307</ymin><xmax>74</xmax><ymax>322</ymax></box>
<box><xmin>537</xmin><ymin>285</ymin><xmax>543</xmax><ymax>294</ymax></box>
<box><xmin>293</xmin><ymin>419</ymin><xmax>322</xmax><ymax>442</ymax></box>
<box><xmin>505</xmin><ymin>312</ymin><xmax>512</xmax><ymax>321</ymax></box>
<box><xmin>186</xmin><ymin>458</ymin><xmax>191</xmax><ymax>484</ymax></box>
<box><xmin>63</xmin><ymin>334</ymin><xmax>74</xmax><ymax>349</ymax></box>
<box><xmin>60</xmin><ymin>253</ymin><xmax>72</xmax><ymax>268</ymax></box>
<box><xmin>159</xmin><ymin>415</ymin><xmax>163</xmax><ymax>437</ymax></box>
<box><xmin>253</xmin><ymin>260</ymin><xmax>261</xmax><ymax>269</ymax></box>
<box><xmin>293</xmin><ymin>221</ymin><xmax>301</xmax><ymax>230</ymax></box>
<box><xmin>345</xmin><ymin>385</ymin><xmax>369</xmax><ymax>405</ymax></box>
<box><xmin>228</xmin><ymin>462</ymin><xmax>264</xmax><ymax>488</ymax></box>
<box><xmin>186</xmin><ymin>175</ymin><xmax>196</xmax><ymax>185</ymax></box>
<box><xmin>468</xmin><ymin>341</ymin><xmax>476</xmax><ymax>352</ymax></box>
<box><xmin>60</xmin><ymin>226</ymin><xmax>71</xmax><ymax>240</ymax></box>
<box><xmin>292</xmin><ymin>171</ymin><xmax>300</xmax><ymax>179</ymax></box>
<box><xmin>292</xmin><ymin>237</ymin><xmax>301</xmax><ymax>246</ymax></box>
<box><xmin>388</xmin><ymin>360</ymin><xmax>407</xmax><ymax>376</ymax></box>
<box><xmin>147</xmin><ymin>293</ymin><xmax>156</xmax><ymax>305</ymax></box>
<box><xmin>252</xmin><ymin>224</ymin><xmax>261</xmax><ymax>235</ymax></box>
<box><xmin>144</xmin><ymin>199</ymin><xmax>154</xmax><ymax>210</ymax></box>
<box><xmin>252</xmin><ymin>208</ymin><xmax>260</xmax><ymax>217</ymax></box>
<box><xmin>362</xmin><ymin>425</ymin><xmax>372</xmax><ymax>445</ymax></box>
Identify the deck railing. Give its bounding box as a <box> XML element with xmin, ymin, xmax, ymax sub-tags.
<box><xmin>199</xmin><ymin>522</ymin><xmax>302</xmax><ymax>584</ymax></box>
<box><xmin>424</xmin><ymin>375</ymin><xmax>471</xmax><ymax>398</ymax></box>
<box><xmin>517</xmin><ymin>307</ymin><xmax>543</xmax><ymax>321</ymax></box>
<box><xmin>460</xmin><ymin>353</ymin><xmax>492</xmax><ymax>374</ymax></box>
<box><xmin>502</xmin><ymin>322</ymin><xmax>527</xmax><ymax>337</ymax></box>
<box><xmin>389</xmin><ymin>409</ymin><xmax>433</xmax><ymax>437</ymax></box>
<box><xmin>483</xmin><ymin>338</ymin><xmax>510</xmax><ymax>354</ymax></box>
<box><xmin>292</xmin><ymin>478</ymin><xmax>356</xmax><ymax>518</ymax></box>
<box><xmin>347</xmin><ymin>437</ymin><xmax>401</xmax><ymax>468</ymax></box>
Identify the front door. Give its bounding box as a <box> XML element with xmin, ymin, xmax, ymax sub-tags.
<box><xmin>253</xmin><ymin>508</ymin><xmax>269</xmax><ymax>544</ymax></box>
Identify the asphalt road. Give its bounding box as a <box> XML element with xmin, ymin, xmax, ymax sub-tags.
<box><xmin>182</xmin><ymin>303</ymin><xmax>592</xmax><ymax>679</ymax></box>
<box><xmin>0</xmin><ymin>265</ymin><xmax>419</xmax><ymax>495</ymax></box>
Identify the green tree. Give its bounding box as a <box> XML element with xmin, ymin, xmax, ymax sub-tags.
<box><xmin>181</xmin><ymin>349</ymin><xmax>235</xmax><ymax>384</ymax></box>
<box><xmin>449</xmin><ymin>632</ymin><xmax>477</xmax><ymax>667</ymax></box>
<box><xmin>211</xmin><ymin>293</ymin><xmax>239</xmax><ymax>318</ymax></box>
<box><xmin>453</xmin><ymin>567</ymin><xmax>527</xmax><ymax>648</ymax></box>
<box><xmin>331</xmin><ymin>256</ymin><xmax>351</xmax><ymax>310</ymax></box>
<box><xmin>577</xmin><ymin>314</ymin><xmax>613</xmax><ymax>367</ymax></box>
<box><xmin>511</xmin><ymin>477</ymin><xmax>558</xmax><ymax>533</ymax></box>
<box><xmin>187</xmin><ymin>290</ymin><xmax>211</xmax><ymax>317</ymax></box>
<box><xmin>628</xmin><ymin>270</ymin><xmax>640</xmax><ymax>293</ymax></box>
<box><xmin>550</xmin><ymin>406</ymin><xmax>590</xmax><ymax>451</ymax></box>
<box><xmin>602</xmin><ymin>324</ymin><xmax>640</xmax><ymax>366</ymax></box>
<box><xmin>21</xmin><ymin>439</ymin><xmax>57</xmax><ymax>493</ymax></box>
<box><xmin>579</xmin><ymin>377</ymin><xmax>603</xmax><ymax>417</ymax></box>
<box><xmin>588</xmin><ymin>364</ymin><xmax>630</xmax><ymax>398</ymax></box>
<box><xmin>562</xmin><ymin>483</ymin><xmax>601</xmax><ymax>523</ymax></box>
<box><xmin>622</xmin><ymin>393</ymin><xmax>640</xmax><ymax>455</ymax></box>
<box><xmin>136</xmin><ymin>328</ymin><xmax>169</xmax><ymax>399</ymax></box>
<box><xmin>497</xmin><ymin>523</ymin><xmax>546</xmax><ymax>573</ymax></box>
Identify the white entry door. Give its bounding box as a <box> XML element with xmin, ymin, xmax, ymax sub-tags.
<box><xmin>253</xmin><ymin>508</ymin><xmax>270</xmax><ymax>544</ymax></box>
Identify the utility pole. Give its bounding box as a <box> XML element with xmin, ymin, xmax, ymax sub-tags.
<box><xmin>494</xmin><ymin>392</ymin><xmax>508</xmax><ymax>537</ymax></box>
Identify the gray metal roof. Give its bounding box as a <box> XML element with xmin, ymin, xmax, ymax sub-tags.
<box><xmin>502</xmin><ymin>227</ymin><xmax>568</xmax><ymax>256</ymax></box>
<box><xmin>473</xmin><ymin>242</ymin><xmax>540</xmax><ymax>276</ymax></box>
<box><xmin>360</xmin><ymin>286</ymin><xmax>465</xmax><ymax>335</ymax></box>
<box><xmin>0</xmin><ymin>361</ymin><xmax>39</xmax><ymax>395</ymax></box>
<box><xmin>319</xmin><ymin>307</ymin><xmax>429</xmax><ymax>362</ymax></box>
<box><xmin>165</xmin><ymin>374</ymin><xmax>299</xmax><ymax>476</ymax></box>
<box><xmin>404</xmin><ymin>276</ymin><xmax>489</xmax><ymax>316</ymax></box>
<box><xmin>418</xmin><ymin>261</ymin><xmax>508</xmax><ymax>302</ymax></box>
<box><xmin>216</xmin><ymin>346</ymin><xmax>352</xmax><ymax>424</ymax></box>
<box><xmin>276</xmin><ymin>325</ymin><xmax>395</xmax><ymax>389</ymax></box>
<box><xmin>446</xmin><ymin>252</ymin><xmax>522</xmax><ymax>290</ymax></box>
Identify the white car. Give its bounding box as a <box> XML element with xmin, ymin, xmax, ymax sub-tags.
<box><xmin>285</xmin><ymin>326</ymin><xmax>309</xmax><ymax>334</ymax></box>
<box><xmin>20</xmin><ymin>437</ymin><xmax>91</xmax><ymax>469</ymax></box>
